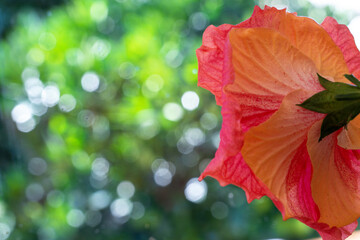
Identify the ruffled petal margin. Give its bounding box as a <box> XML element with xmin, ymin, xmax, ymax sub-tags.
<box><xmin>322</xmin><ymin>17</ymin><xmax>360</xmax><ymax>78</ymax></box>
<box><xmin>237</xmin><ymin>6</ymin><xmax>349</xmax><ymax>83</ymax></box>
<box><xmin>196</xmin><ymin>5</ymin><xmax>349</xmax><ymax>105</ymax></box>
<box><xmin>196</xmin><ymin>24</ymin><xmax>234</xmax><ymax>105</ymax></box>
<box><xmin>199</xmin><ymin>99</ymin><xmax>267</xmax><ymax>202</ymax></box>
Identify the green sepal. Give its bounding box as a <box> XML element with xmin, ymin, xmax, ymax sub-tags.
<box><xmin>345</xmin><ymin>74</ymin><xmax>360</xmax><ymax>87</ymax></box>
<box><xmin>298</xmin><ymin>74</ymin><xmax>360</xmax><ymax>141</ymax></box>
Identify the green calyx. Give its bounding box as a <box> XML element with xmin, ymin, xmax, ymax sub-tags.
<box><xmin>298</xmin><ymin>74</ymin><xmax>360</xmax><ymax>142</ymax></box>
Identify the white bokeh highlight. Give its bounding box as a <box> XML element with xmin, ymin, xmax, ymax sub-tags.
<box><xmin>81</xmin><ymin>72</ymin><xmax>100</xmax><ymax>92</ymax></box>
<box><xmin>110</xmin><ymin>198</ymin><xmax>133</xmax><ymax>218</ymax></box>
<box><xmin>59</xmin><ymin>94</ymin><xmax>76</xmax><ymax>112</ymax></box>
<box><xmin>41</xmin><ymin>85</ymin><xmax>60</xmax><ymax>107</ymax></box>
<box><xmin>67</xmin><ymin>209</ymin><xmax>85</xmax><ymax>228</ymax></box>
<box><xmin>11</xmin><ymin>102</ymin><xmax>32</xmax><ymax>124</ymax></box>
<box><xmin>117</xmin><ymin>181</ymin><xmax>135</xmax><ymax>199</ymax></box>
<box><xmin>184</xmin><ymin>178</ymin><xmax>207</xmax><ymax>203</ymax></box>
<box><xmin>162</xmin><ymin>103</ymin><xmax>183</xmax><ymax>121</ymax></box>
<box><xmin>181</xmin><ymin>91</ymin><xmax>199</xmax><ymax>111</ymax></box>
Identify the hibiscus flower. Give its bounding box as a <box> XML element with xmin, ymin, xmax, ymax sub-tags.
<box><xmin>197</xmin><ymin>5</ymin><xmax>360</xmax><ymax>240</ymax></box>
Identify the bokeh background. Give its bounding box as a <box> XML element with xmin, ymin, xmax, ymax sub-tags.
<box><xmin>0</xmin><ymin>0</ymin><xmax>359</xmax><ymax>239</ymax></box>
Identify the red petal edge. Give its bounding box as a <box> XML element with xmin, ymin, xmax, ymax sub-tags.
<box><xmin>322</xmin><ymin>17</ymin><xmax>360</xmax><ymax>78</ymax></box>
<box><xmin>198</xmin><ymin>98</ymin><xmax>267</xmax><ymax>202</ymax></box>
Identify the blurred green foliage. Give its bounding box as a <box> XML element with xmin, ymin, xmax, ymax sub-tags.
<box><xmin>0</xmin><ymin>0</ymin><xmax>355</xmax><ymax>239</ymax></box>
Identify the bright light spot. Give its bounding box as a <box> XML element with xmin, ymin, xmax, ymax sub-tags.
<box><xmin>21</xmin><ymin>67</ymin><xmax>39</xmax><ymax>81</ymax></box>
<box><xmin>91</xmin><ymin>157</ymin><xmax>110</xmax><ymax>180</ymax></box>
<box><xmin>181</xmin><ymin>91</ymin><xmax>199</xmax><ymax>111</ymax></box>
<box><xmin>110</xmin><ymin>198</ymin><xmax>133</xmax><ymax>218</ymax></box>
<box><xmin>67</xmin><ymin>209</ymin><xmax>85</xmax><ymax>228</ymax></box>
<box><xmin>16</xmin><ymin>117</ymin><xmax>36</xmax><ymax>133</ymax></box>
<box><xmin>349</xmin><ymin>16</ymin><xmax>360</xmax><ymax>49</ymax></box>
<box><xmin>144</xmin><ymin>74</ymin><xmax>164</xmax><ymax>93</ymax></box>
<box><xmin>137</xmin><ymin>119</ymin><xmax>159</xmax><ymax>139</ymax></box>
<box><xmin>41</xmin><ymin>85</ymin><xmax>60</xmax><ymax>107</ymax></box>
<box><xmin>31</xmin><ymin>104</ymin><xmax>47</xmax><ymax>116</ymax></box>
<box><xmin>81</xmin><ymin>72</ymin><xmax>100</xmax><ymax>92</ymax></box>
<box><xmin>135</xmin><ymin>110</ymin><xmax>159</xmax><ymax>140</ymax></box>
<box><xmin>0</xmin><ymin>223</ymin><xmax>11</xmax><ymax>240</ymax></box>
<box><xmin>200</xmin><ymin>113</ymin><xmax>217</xmax><ymax>130</ymax></box>
<box><xmin>210</xmin><ymin>202</ymin><xmax>229</xmax><ymax>219</ymax></box>
<box><xmin>89</xmin><ymin>190</ymin><xmax>112</xmax><ymax>210</ymax></box>
<box><xmin>85</xmin><ymin>210</ymin><xmax>102</xmax><ymax>227</ymax></box>
<box><xmin>154</xmin><ymin>168</ymin><xmax>172</xmax><ymax>187</ymax></box>
<box><xmin>165</xmin><ymin>49</ymin><xmax>183</xmax><ymax>68</ymax></box>
<box><xmin>26</xmin><ymin>48</ymin><xmax>45</xmax><ymax>66</ymax></box>
<box><xmin>26</xmin><ymin>183</ymin><xmax>45</xmax><ymax>202</ymax></box>
<box><xmin>184</xmin><ymin>178</ymin><xmax>207</xmax><ymax>203</ymax></box>
<box><xmin>190</xmin><ymin>12</ymin><xmax>208</xmax><ymax>30</ymax></box>
<box><xmin>91</xmin><ymin>39</ymin><xmax>111</xmax><ymax>60</ymax></box>
<box><xmin>38</xmin><ymin>32</ymin><xmax>56</xmax><ymax>51</ymax></box>
<box><xmin>25</xmin><ymin>77</ymin><xmax>43</xmax><ymax>104</ymax></box>
<box><xmin>151</xmin><ymin>159</ymin><xmax>176</xmax><ymax>176</ymax></box>
<box><xmin>131</xmin><ymin>202</ymin><xmax>145</xmax><ymax>220</ymax></box>
<box><xmin>77</xmin><ymin>110</ymin><xmax>95</xmax><ymax>127</ymax></box>
<box><xmin>162</xmin><ymin>102</ymin><xmax>183</xmax><ymax>121</ymax></box>
<box><xmin>47</xmin><ymin>190</ymin><xmax>65</xmax><ymax>207</ymax></box>
<box><xmin>11</xmin><ymin>102</ymin><xmax>32</xmax><ymax>124</ymax></box>
<box><xmin>28</xmin><ymin>158</ymin><xmax>47</xmax><ymax>176</ymax></box>
<box><xmin>59</xmin><ymin>94</ymin><xmax>76</xmax><ymax>112</ymax></box>
<box><xmin>184</xmin><ymin>128</ymin><xmax>205</xmax><ymax>146</ymax></box>
<box><xmin>90</xmin><ymin>1</ymin><xmax>108</xmax><ymax>22</ymax></box>
<box><xmin>117</xmin><ymin>181</ymin><xmax>135</xmax><ymax>199</ymax></box>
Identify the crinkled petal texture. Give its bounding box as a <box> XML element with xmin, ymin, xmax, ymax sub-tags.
<box><xmin>307</xmin><ymin>121</ymin><xmax>360</xmax><ymax>227</ymax></box>
<box><xmin>321</xmin><ymin>17</ymin><xmax>360</xmax><ymax>79</ymax></box>
<box><xmin>242</xmin><ymin>89</ymin><xmax>323</xmax><ymax>222</ymax></box>
<box><xmin>197</xmin><ymin>5</ymin><xmax>360</xmax><ymax>240</ymax></box>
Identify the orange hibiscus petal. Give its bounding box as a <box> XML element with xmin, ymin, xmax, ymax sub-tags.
<box><xmin>337</xmin><ymin>115</ymin><xmax>360</xmax><ymax>149</ymax></box>
<box><xmin>322</xmin><ymin>16</ymin><xmax>360</xmax><ymax>78</ymax></box>
<box><xmin>242</xmin><ymin>89</ymin><xmax>324</xmax><ymax>220</ymax></box>
<box><xmin>226</xmin><ymin>27</ymin><xmax>323</xmax><ymax>101</ymax></box>
<box><xmin>307</xmin><ymin>120</ymin><xmax>360</xmax><ymax>227</ymax></box>
<box><xmin>242</xmin><ymin>6</ymin><xmax>349</xmax><ymax>82</ymax></box>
